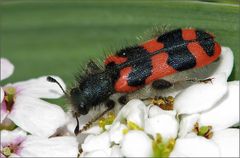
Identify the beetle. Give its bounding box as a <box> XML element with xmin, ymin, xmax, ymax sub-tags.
<box><xmin>47</xmin><ymin>28</ymin><xmax>221</xmax><ymax>135</ymax></box>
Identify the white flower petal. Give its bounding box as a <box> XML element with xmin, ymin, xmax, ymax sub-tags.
<box><xmin>174</xmin><ymin>73</ymin><xmax>228</xmax><ymax>114</ymax></box>
<box><xmin>113</xmin><ymin>99</ymin><xmax>147</xmax><ymax>128</ymax></box>
<box><xmin>210</xmin><ymin>47</ymin><xmax>234</xmax><ymax>78</ymax></box>
<box><xmin>199</xmin><ymin>81</ymin><xmax>239</xmax><ymax>131</ymax></box>
<box><xmin>83</xmin><ymin>148</ymin><xmax>111</xmax><ymax>157</ymax></box>
<box><xmin>83</xmin><ymin>126</ymin><xmax>102</xmax><ymax>135</ymax></box>
<box><xmin>212</xmin><ymin>128</ymin><xmax>239</xmax><ymax>157</ymax></box>
<box><xmin>0</xmin><ymin>58</ymin><xmax>14</xmax><ymax>80</ymax></box>
<box><xmin>178</xmin><ymin>114</ymin><xmax>200</xmax><ymax>138</ymax></box>
<box><xmin>10</xmin><ymin>76</ymin><xmax>66</xmax><ymax>99</ymax></box>
<box><xmin>147</xmin><ymin>105</ymin><xmax>177</xmax><ymax>118</ymax></box>
<box><xmin>121</xmin><ymin>131</ymin><xmax>153</xmax><ymax>157</ymax></box>
<box><xmin>1</xmin><ymin>87</ymin><xmax>4</xmax><ymax>103</ymax></box>
<box><xmin>1</xmin><ymin>128</ymin><xmax>27</xmax><ymax>146</ymax></box>
<box><xmin>10</xmin><ymin>153</ymin><xmax>21</xmax><ymax>157</ymax></box>
<box><xmin>144</xmin><ymin>114</ymin><xmax>178</xmax><ymax>141</ymax></box>
<box><xmin>111</xmin><ymin>145</ymin><xmax>123</xmax><ymax>157</ymax></box>
<box><xmin>8</xmin><ymin>95</ymin><xmax>66</xmax><ymax>137</ymax></box>
<box><xmin>82</xmin><ymin>132</ymin><xmax>111</xmax><ymax>152</ymax></box>
<box><xmin>109</xmin><ymin>121</ymin><xmax>127</xmax><ymax>144</ymax></box>
<box><xmin>20</xmin><ymin>136</ymin><xmax>78</xmax><ymax>157</ymax></box>
<box><xmin>170</xmin><ymin>136</ymin><xmax>220</xmax><ymax>157</ymax></box>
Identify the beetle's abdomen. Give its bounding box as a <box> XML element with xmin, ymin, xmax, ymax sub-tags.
<box><xmin>105</xmin><ymin>28</ymin><xmax>221</xmax><ymax>93</ymax></box>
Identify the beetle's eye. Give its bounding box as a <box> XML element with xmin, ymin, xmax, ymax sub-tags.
<box><xmin>79</xmin><ymin>102</ymin><xmax>84</xmax><ymax>108</ymax></box>
<box><xmin>122</xmin><ymin>52</ymin><xmax>126</xmax><ymax>56</ymax></box>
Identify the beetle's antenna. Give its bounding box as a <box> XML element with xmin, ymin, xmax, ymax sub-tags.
<box><xmin>74</xmin><ymin>115</ymin><xmax>80</xmax><ymax>135</ymax></box>
<box><xmin>47</xmin><ymin>76</ymin><xmax>68</xmax><ymax>96</ymax></box>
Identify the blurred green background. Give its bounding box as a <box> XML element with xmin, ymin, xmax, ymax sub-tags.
<box><xmin>1</xmin><ymin>0</ymin><xmax>239</xmax><ymax>106</ymax></box>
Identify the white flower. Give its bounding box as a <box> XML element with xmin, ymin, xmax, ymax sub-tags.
<box><xmin>1</xmin><ymin>58</ymin><xmax>67</xmax><ymax>137</ymax></box>
<box><xmin>172</xmin><ymin>80</ymin><xmax>239</xmax><ymax>157</ymax></box>
<box><xmin>80</xmin><ymin>99</ymin><xmax>176</xmax><ymax>157</ymax></box>
<box><xmin>0</xmin><ymin>128</ymin><xmax>79</xmax><ymax>157</ymax></box>
<box><xmin>0</xmin><ymin>58</ymin><xmax>14</xmax><ymax>81</ymax></box>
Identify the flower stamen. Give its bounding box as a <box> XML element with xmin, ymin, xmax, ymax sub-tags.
<box><xmin>193</xmin><ymin>122</ymin><xmax>213</xmax><ymax>139</ymax></box>
<box><xmin>3</xmin><ymin>87</ymin><xmax>16</xmax><ymax>112</ymax></box>
<box><xmin>98</xmin><ymin>112</ymin><xmax>116</xmax><ymax>131</ymax></box>
<box><xmin>152</xmin><ymin>133</ymin><xmax>176</xmax><ymax>157</ymax></box>
<box><xmin>150</xmin><ymin>96</ymin><xmax>174</xmax><ymax>110</ymax></box>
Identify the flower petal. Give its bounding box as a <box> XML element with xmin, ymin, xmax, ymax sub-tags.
<box><xmin>1</xmin><ymin>128</ymin><xmax>27</xmax><ymax>147</ymax></box>
<box><xmin>8</xmin><ymin>95</ymin><xmax>66</xmax><ymax>137</ymax></box>
<box><xmin>109</xmin><ymin>121</ymin><xmax>127</xmax><ymax>144</ymax></box>
<box><xmin>83</xmin><ymin>148</ymin><xmax>111</xmax><ymax>157</ymax></box>
<box><xmin>147</xmin><ymin>105</ymin><xmax>177</xmax><ymax>118</ymax></box>
<box><xmin>212</xmin><ymin>128</ymin><xmax>239</xmax><ymax>157</ymax></box>
<box><xmin>199</xmin><ymin>81</ymin><xmax>239</xmax><ymax>131</ymax></box>
<box><xmin>1</xmin><ymin>87</ymin><xmax>4</xmax><ymax>103</ymax></box>
<box><xmin>170</xmin><ymin>136</ymin><xmax>220</xmax><ymax>157</ymax></box>
<box><xmin>121</xmin><ymin>130</ymin><xmax>153</xmax><ymax>157</ymax></box>
<box><xmin>111</xmin><ymin>145</ymin><xmax>123</xmax><ymax>157</ymax></box>
<box><xmin>10</xmin><ymin>76</ymin><xmax>66</xmax><ymax>99</ymax></box>
<box><xmin>209</xmin><ymin>47</ymin><xmax>234</xmax><ymax>78</ymax></box>
<box><xmin>174</xmin><ymin>73</ymin><xmax>227</xmax><ymax>114</ymax></box>
<box><xmin>144</xmin><ymin>114</ymin><xmax>178</xmax><ymax>141</ymax></box>
<box><xmin>0</xmin><ymin>58</ymin><xmax>14</xmax><ymax>81</ymax></box>
<box><xmin>81</xmin><ymin>132</ymin><xmax>111</xmax><ymax>152</ymax></box>
<box><xmin>178</xmin><ymin>114</ymin><xmax>200</xmax><ymax>138</ymax></box>
<box><xmin>20</xmin><ymin>136</ymin><xmax>78</xmax><ymax>157</ymax></box>
<box><xmin>113</xmin><ymin>99</ymin><xmax>147</xmax><ymax>128</ymax></box>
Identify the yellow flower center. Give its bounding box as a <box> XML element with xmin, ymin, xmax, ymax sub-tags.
<box><xmin>2</xmin><ymin>146</ymin><xmax>12</xmax><ymax>157</ymax></box>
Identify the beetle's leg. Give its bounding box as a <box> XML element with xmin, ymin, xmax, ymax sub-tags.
<box><xmin>105</xmin><ymin>99</ymin><xmax>116</xmax><ymax>109</ymax></box>
<box><xmin>118</xmin><ymin>95</ymin><xmax>129</xmax><ymax>105</ymax></box>
<box><xmin>76</xmin><ymin>100</ymin><xmax>115</xmax><ymax>135</ymax></box>
<box><xmin>152</xmin><ymin>79</ymin><xmax>173</xmax><ymax>90</ymax></box>
<box><xmin>184</xmin><ymin>77</ymin><xmax>214</xmax><ymax>84</ymax></box>
<box><xmin>152</xmin><ymin>77</ymin><xmax>214</xmax><ymax>91</ymax></box>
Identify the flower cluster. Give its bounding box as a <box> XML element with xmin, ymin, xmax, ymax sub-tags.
<box><xmin>0</xmin><ymin>58</ymin><xmax>78</xmax><ymax>157</ymax></box>
<box><xmin>79</xmin><ymin>47</ymin><xmax>239</xmax><ymax>157</ymax></box>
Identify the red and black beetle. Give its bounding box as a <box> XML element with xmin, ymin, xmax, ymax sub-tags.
<box><xmin>48</xmin><ymin>28</ymin><xmax>221</xmax><ymax>134</ymax></box>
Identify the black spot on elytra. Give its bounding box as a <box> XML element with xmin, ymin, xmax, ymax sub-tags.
<box><xmin>157</xmin><ymin>29</ymin><xmax>196</xmax><ymax>71</ymax></box>
<box><xmin>117</xmin><ymin>46</ymin><xmax>152</xmax><ymax>87</ymax></box>
<box><xmin>196</xmin><ymin>30</ymin><xmax>214</xmax><ymax>56</ymax></box>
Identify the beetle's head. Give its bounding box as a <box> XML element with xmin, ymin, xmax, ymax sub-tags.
<box><xmin>69</xmin><ymin>87</ymin><xmax>89</xmax><ymax>116</ymax></box>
